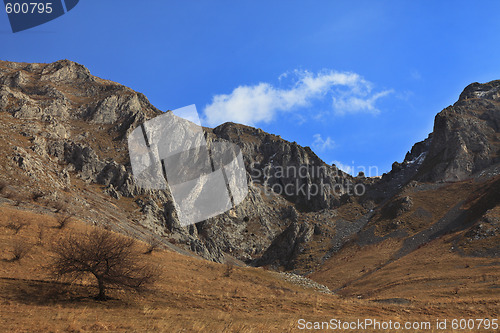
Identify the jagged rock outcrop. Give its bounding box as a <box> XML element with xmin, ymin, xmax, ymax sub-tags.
<box><xmin>253</xmin><ymin>220</ymin><xmax>314</xmax><ymax>269</ymax></box>
<box><xmin>464</xmin><ymin>212</ymin><xmax>499</xmax><ymax>240</ymax></box>
<box><xmin>213</xmin><ymin>123</ymin><xmax>356</xmax><ymax>211</ymax></box>
<box><xmin>2</xmin><ymin>59</ymin><xmax>499</xmax><ymax>272</ymax></box>
<box><xmin>0</xmin><ymin>59</ymin><xmax>356</xmax><ymax>263</ymax></box>
<box><xmin>360</xmin><ymin>135</ymin><xmax>431</xmax><ymax>206</ymax></box>
<box><xmin>366</xmin><ymin>80</ymin><xmax>500</xmax><ymax>205</ymax></box>
<box><xmin>416</xmin><ymin>80</ymin><xmax>500</xmax><ymax>182</ymax></box>
<box><xmin>0</xmin><ymin>59</ymin><xmax>160</xmax><ymax>140</ymax></box>
<box><xmin>379</xmin><ymin>195</ymin><xmax>413</xmax><ymax>220</ymax></box>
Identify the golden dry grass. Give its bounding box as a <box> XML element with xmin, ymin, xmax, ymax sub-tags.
<box><xmin>308</xmin><ymin>176</ymin><xmax>500</xmax><ymax>322</ymax></box>
<box><xmin>1</xmin><ymin>204</ymin><xmax>498</xmax><ymax>332</ymax></box>
<box><xmin>0</xmin><ymin>205</ymin><xmax>428</xmax><ymax>333</ymax></box>
<box><xmin>310</xmin><ymin>233</ymin><xmax>500</xmax><ymax>321</ymax></box>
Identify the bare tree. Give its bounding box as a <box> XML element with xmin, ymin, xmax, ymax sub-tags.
<box><xmin>5</xmin><ymin>220</ymin><xmax>29</xmax><ymax>234</ymax></box>
<box><xmin>223</xmin><ymin>262</ymin><xmax>234</xmax><ymax>277</ymax></box>
<box><xmin>6</xmin><ymin>239</ymin><xmax>32</xmax><ymax>262</ymax></box>
<box><xmin>36</xmin><ymin>224</ymin><xmax>44</xmax><ymax>246</ymax></box>
<box><xmin>54</xmin><ymin>214</ymin><xmax>72</xmax><ymax>230</ymax></box>
<box><xmin>144</xmin><ymin>235</ymin><xmax>162</xmax><ymax>254</ymax></box>
<box><xmin>49</xmin><ymin>227</ymin><xmax>157</xmax><ymax>300</ymax></box>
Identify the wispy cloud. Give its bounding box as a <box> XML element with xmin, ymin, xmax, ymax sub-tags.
<box><xmin>312</xmin><ymin>134</ymin><xmax>335</xmax><ymax>152</ymax></box>
<box><xmin>410</xmin><ymin>69</ymin><xmax>422</xmax><ymax>80</ymax></box>
<box><xmin>332</xmin><ymin>90</ymin><xmax>393</xmax><ymax>115</ymax></box>
<box><xmin>203</xmin><ymin>69</ymin><xmax>392</xmax><ymax>126</ymax></box>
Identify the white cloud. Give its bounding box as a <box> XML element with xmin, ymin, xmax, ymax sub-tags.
<box><xmin>312</xmin><ymin>134</ymin><xmax>335</xmax><ymax>152</ymax></box>
<box><xmin>332</xmin><ymin>90</ymin><xmax>393</xmax><ymax>115</ymax></box>
<box><xmin>410</xmin><ymin>69</ymin><xmax>422</xmax><ymax>80</ymax></box>
<box><xmin>203</xmin><ymin>70</ymin><xmax>392</xmax><ymax>126</ymax></box>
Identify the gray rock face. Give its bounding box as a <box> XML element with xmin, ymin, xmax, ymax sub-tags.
<box><xmin>2</xmin><ymin>59</ymin><xmax>499</xmax><ymax>269</ymax></box>
<box><xmin>362</xmin><ymin>136</ymin><xmax>431</xmax><ymax>206</ymax></box>
<box><xmin>458</xmin><ymin>207</ymin><xmax>500</xmax><ymax>257</ymax></box>
<box><xmin>380</xmin><ymin>196</ymin><xmax>413</xmax><ymax>220</ymax></box>
<box><xmin>459</xmin><ymin>81</ymin><xmax>500</xmax><ymax>101</ymax></box>
<box><xmin>253</xmin><ymin>220</ymin><xmax>314</xmax><ymax>269</ymax></box>
<box><xmin>0</xmin><ymin>59</ymin><xmax>160</xmax><ymax>140</ymax></box>
<box><xmin>213</xmin><ymin>123</ymin><xmax>356</xmax><ymax>211</ymax></box>
<box><xmin>375</xmin><ymin>80</ymin><xmax>500</xmax><ymax>188</ymax></box>
<box><xmin>0</xmin><ymin>59</ymin><xmax>331</xmax><ymax>263</ymax></box>
<box><xmin>417</xmin><ymin>81</ymin><xmax>500</xmax><ymax>182</ymax></box>
<box><xmin>104</xmin><ymin>184</ymin><xmax>121</xmax><ymax>199</ymax></box>
<box><xmin>465</xmin><ymin>215</ymin><xmax>499</xmax><ymax>240</ymax></box>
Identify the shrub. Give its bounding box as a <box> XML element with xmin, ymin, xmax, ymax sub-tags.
<box><xmin>36</xmin><ymin>224</ymin><xmax>44</xmax><ymax>246</ymax></box>
<box><xmin>49</xmin><ymin>227</ymin><xmax>158</xmax><ymax>300</ymax></box>
<box><xmin>9</xmin><ymin>239</ymin><xmax>31</xmax><ymax>261</ymax></box>
<box><xmin>5</xmin><ymin>220</ymin><xmax>28</xmax><ymax>234</ymax></box>
<box><xmin>4</xmin><ymin>190</ymin><xmax>23</xmax><ymax>206</ymax></box>
<box><xmin>54</xmin><ymin>214</ymin><xmax>72</xmax><ymax>230</ymax></box>
<box><xmin>224</xmin><ymin>262</ymin><xmax>234</xmax><ymax>277</ymax></box>
<box><xmin>144</xmin><ymin>236</ymin><xmax>162</xmax><ymax>254</ymax></box>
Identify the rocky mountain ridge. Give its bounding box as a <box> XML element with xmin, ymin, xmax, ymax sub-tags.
<box><xmin>0</xmin><ymin>60</ymin><xmax>360</xmax><ymax>264</ymax></box>
<box><xmin>0</xmin><ymin>59</ymin><xmax>499</xmax><ymax>277</ymax></box>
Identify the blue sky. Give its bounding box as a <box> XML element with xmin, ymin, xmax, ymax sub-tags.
<box><xmin>2</xmin><ymin>1</ymin><xmax>500</xmax><ymax>175</ymax></box>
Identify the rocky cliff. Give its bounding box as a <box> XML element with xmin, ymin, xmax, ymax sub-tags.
<box><xmin>0</xmin><ymin>59</ymin><xmax>499</xmax><ymax>276</ymax></box>
<box><xmin>0</xmin><ymin>60</ymin><xmax>360</xmax><ymax>264</ymax></box>
<box><xmin>417</xmin><ymin>80</ymin><xmax>500</xmax><ymax>182</ymax></box>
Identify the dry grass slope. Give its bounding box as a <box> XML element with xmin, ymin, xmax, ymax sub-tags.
<box><xmin>0</xmin><ymin>205</ymin><xmax>425</xmax><ymax>333</ymax></box>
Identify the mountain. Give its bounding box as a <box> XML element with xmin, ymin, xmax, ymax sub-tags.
<box><xmin>307</xmin><ymin>81</ymin><xmax>500</xmax><ymax>300</ymax></box>
<box><xmin>414</xmin><ymin>80</ymin><xmax>500</xmax><ymax>182</ymax></box>
<box><xmin>0</xmin><ymin>59</ymin><xmax>360</xmax><ymax>264</ymax></box>
<box><xmin>0</xmin><ymin>59</ymin><xmax>499</xmax><ymax>306</ymax></box>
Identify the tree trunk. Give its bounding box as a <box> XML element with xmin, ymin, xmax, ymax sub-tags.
<box><xmin>96</xmin><ymin>277</ymin><xmax>106</xmax><ymax>300</ymax></box>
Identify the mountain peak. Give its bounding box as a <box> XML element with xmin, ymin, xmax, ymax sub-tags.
<box><xmin>0</xmin><ymin>59</ymin><xmax>160</xmax><ymax>139</ymax></box>
<box><xmin>414</xmin><ymin>80</ymin><xmax>500</xmax><ymax>182</ymax></box>
<box><xmin>458</xmin><ymin>79</ymin><xmax>500</xmax><ymax>101</ymax></box>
